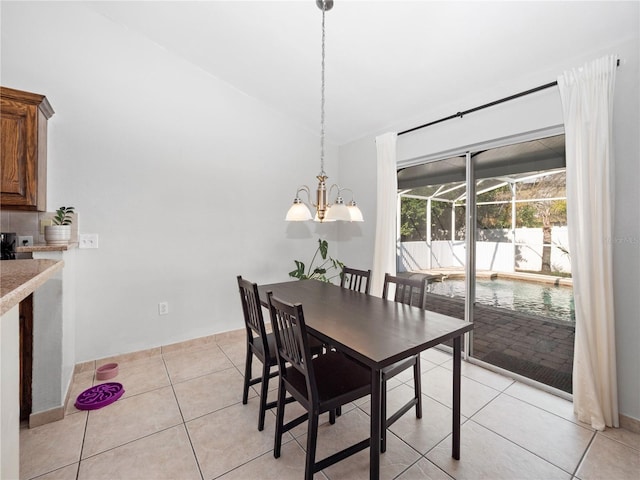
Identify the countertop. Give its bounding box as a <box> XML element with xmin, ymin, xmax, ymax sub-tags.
<box><xmin>16</xmin><ymin>243</ymin><xmax>78</xmax><ymax>253</ymax></box>
<box><xmin>0</xmin><ymin>259</ymin><xmax>64</xmax><ymax>315</ymax></box>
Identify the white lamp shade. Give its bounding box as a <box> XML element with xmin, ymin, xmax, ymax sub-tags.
<box><xmin>286</xmin><ymin>202</ymin><xmax>312</xmax><ymax>221</ymax></box>
<box><xmin>347</xmin><ymin>204</ymin><xmax>364</xmax><ymax>222</ymax></box>
<box><xmin>314</xmin><ymin>211</ymin><xmax>336</xmax><ymax>222</ymax></box>
<box><xmin>325</xmin><ymin>201</ymin><xmax>351</xmax><ymax>221</ymax></box>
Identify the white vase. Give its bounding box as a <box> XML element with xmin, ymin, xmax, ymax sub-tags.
<box><xmin>44</xmin><ymin>225</ymin><xmax>71</xmax><ymax>245</ymax></box>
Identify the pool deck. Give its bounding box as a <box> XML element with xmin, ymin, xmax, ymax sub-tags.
<box><xmin>412</xmin><ymin>267</ymin><xmax>573</xmax><ymax>286</ymax></box>
<box><xmin>400</xmin><ymin>270</ymin><xmax>575</xmax><ymax>393</ymax></box>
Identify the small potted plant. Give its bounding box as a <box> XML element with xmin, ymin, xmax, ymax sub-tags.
<box><xmin>44</xmin><ymin>206</ymin><xmax>75</xmax><ymax>245</ymax></box>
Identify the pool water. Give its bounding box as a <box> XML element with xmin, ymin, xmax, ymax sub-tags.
<box><xmin>427</xmin><ymin>277</ymin><xmax>575</xmax><ymax>323</ymax></box>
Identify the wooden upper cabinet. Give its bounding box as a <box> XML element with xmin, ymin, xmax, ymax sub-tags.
<box><xmin>1</xmin><ymin>86</ymin><xmax>54</xmax><ymax>211</ymax></box>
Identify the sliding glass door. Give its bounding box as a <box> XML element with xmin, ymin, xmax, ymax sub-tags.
<box><xmin>398</xmin><ymin>134</ymin><xmax>574</xmax><ymax>393</ymax></box>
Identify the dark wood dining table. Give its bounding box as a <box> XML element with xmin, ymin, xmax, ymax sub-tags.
<box><xmin>258</xmin><ymin>279</ymin><xmax>473</xmax><ymax>480</ymax></box>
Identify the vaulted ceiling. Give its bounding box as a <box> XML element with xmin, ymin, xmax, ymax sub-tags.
<box><xmin>85</xmin><ymin>1</ymin><xmax>635</xmax><ymax>145</ymax></box>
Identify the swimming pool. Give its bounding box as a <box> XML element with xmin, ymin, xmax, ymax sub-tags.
<box><xmin>427</xmin><ymin>277</ymin><xmax>575</xmax><ymax>323</ymax></box>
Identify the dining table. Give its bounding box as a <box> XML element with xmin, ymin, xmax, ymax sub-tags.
<box><xmin>258</xmin><ymin>279</ymin><xmax>474</xmax><ymax>480</ymax></box>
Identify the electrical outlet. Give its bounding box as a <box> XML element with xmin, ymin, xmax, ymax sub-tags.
<box><xmin>79</xmin><ymin>233</ymin><xmax>99</xmax><ymax>249</ymax></box>
<box><xmin>158</xmin><ymin>302</ymin><xmax>169</xmax><ymax>315</ymax></box>
<box><xmin>18</xmin><ymin>235</ymin><xmax>33</xmax><ymax>247</ymax></box>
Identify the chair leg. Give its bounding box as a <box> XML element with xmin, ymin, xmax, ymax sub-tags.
<box><xmin>305</xmin><ymin>410</ymin><xmax>319</xmax><ymax>480</ymax></box>
<box><xmin>257</xmin><ymin>362</ymin><xmax>270</xmax><ymax>431</ymax></box>
<box><xmin>242</xmin><ymin>345</ymin><xmax>252</xmax><ymax>405</ymax></box>
<box><xmin>381</xmin><ymin>378</ymin><xmax>387</xmax><ymax>453</ymax></box>
<box><xmin>273</xmin><ymin>378</ymin><xmax>287</xmax><ymax>459</ymax></box>
<box><xmin>329</xmin><ymin>409</ymin><xmax>336</xmax><ymax>425</ymax></box>
<box><xmin>414</xmin><ymin>356</ymin><xmax>423</xmax><ymax>419</ymax></box>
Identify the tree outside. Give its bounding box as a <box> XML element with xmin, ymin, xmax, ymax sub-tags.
<box><xmin>400</xmin><ymin>170</ymin><xmax>568</xmax><ymax>274</ymax></box>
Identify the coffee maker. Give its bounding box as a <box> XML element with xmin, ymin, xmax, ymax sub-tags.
<box><xmin>1</xmin><ymin>232</ymin><xmax>17</xmax><ymax>260</ymax></box>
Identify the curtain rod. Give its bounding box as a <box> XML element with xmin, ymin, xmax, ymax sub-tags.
<box><xmin>398</xmin><ymin>58</ymin><xmax>620</xmax><ymax>137</ymax></box>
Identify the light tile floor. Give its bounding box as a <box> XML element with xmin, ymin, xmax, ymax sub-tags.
<box><xmin>20</xmin><ymin>336</ymin><xmax>639</xmax><ymax>480</ymax></box>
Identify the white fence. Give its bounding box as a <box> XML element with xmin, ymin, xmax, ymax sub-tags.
<box><xmin>399</xmin><ymin>226</ymin><xmax>571</xmax><ymax>273</ymax></box>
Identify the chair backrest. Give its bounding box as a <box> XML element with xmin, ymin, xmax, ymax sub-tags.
<box><xmin>237</xmin><ymin>276</ymin><xmax>270</xmax><ymax>357</ymax></box>
<box><xmin>382</xmin><ymin>273</ymin><xmax>427</xmax><ymax>308</ymax></box>
<box><xmin>340</xmin><ymin>266</ymin><xmax>371</xmax><ymax>294</ymax></box>
<box><xmin>266</xmin><ymin>292</ymin><xmax>317</xmax><ymax>403</ymax></box>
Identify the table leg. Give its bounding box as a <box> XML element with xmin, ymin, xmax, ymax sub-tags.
<box><xmin>370</xmin><ymin>367</ymin><xmax>382</xmax><ymax>480</ymax></box>
<box><xmin>452</xmin><ymin>335</ymin><xmax>461</xmax><ymax>460</ymax></box>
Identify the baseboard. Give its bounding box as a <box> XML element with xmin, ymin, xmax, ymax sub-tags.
<box><xmin>619</xmin><ymin>413</ymin><xmax>640</xmax><ymax>433</ymax></box>
<box><xmin>59</xmin><ymin>329</ymin><xmax>244</xmax><ymax>423</ymax></box>
<box><xmin>29</xmin><ymin>376</ymin><xmax>72</xmax><ymax>428</ymax></box>
<box><xmin>26</xmin><ymin>329</ymin><xmax>244</xmax><ymax>429</ymax></box>
<box><xmin>44</xmin><ymin>328</ymin><xmax>640</xmax><ymax>437</ymax></box>
<box><xmin>29</xmin><ymin>406</ymin><xmax>64</xmax><ymax>428</ymax></box>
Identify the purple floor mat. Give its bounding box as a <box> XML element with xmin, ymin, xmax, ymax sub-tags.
<box><xmin>75</xmin><ymin>382</ymin><xmax>125</xmax><ymax>410</ymax></box>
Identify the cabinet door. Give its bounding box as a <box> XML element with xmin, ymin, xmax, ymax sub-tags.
<box><xmin>1</xmin><ymin>88</ymin><xmax>53</xmax><ymax>211</ymax></box>
<box><xmin>1</xmin><ymin>100</ymin><xmax>36</xmax><ymax>206</ymax></box>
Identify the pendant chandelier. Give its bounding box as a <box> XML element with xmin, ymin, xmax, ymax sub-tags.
<box><xmin>285</xmin><ymin>0</ymin><xmax>363</xmax><ymax>223</ymax></box>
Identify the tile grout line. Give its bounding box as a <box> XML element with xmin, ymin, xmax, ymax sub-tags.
<box><xmin>500</xmin><ymin>388</ymin><xmax>595</xmax><ymax>430</ymax></box>
<box><xmin>73</xmin><ymin>369</ymin><xmax>95</xmax><ymax>480</ymax></box>
<box><xmin>597</xmin><ymin>430</ymin><xmax>640</xmax><ymax>452</ymax></box>
<box><xmin>463</xmin><ymin>415</ymin><xmax>582</xmax><ymax>476</ymax></box>
<box><xmin>161</xmin><ymin>351</ymin><xmax>206</xmax><ymax>480</ymax></box>
<box><xmin>26</xmin><ymin>339</ymin><xmax>638</xmax><ymax>480</ymax></box>
<box><xmin>288</xmin><ymin>401</ymin><xmax>444</xmax><ymax>480</ymax></box>
<box><xmin>74</xmin><ymin>411</ymin><xmax>89</xmax><ymax>480</ymax></box>
<box><xmin>465</xmin><ymin>391</ymin><xmax>569</xmax><ymax>472</ymax></box>
<box><xmin>570</xmin><ymin>430</ymin><xmax>598</xmax><ymax>479</ymax></box>
<box><xmin>170</xmin><ymin>339</ymin><xmax>280</xmax><ymax>478</ymax></box>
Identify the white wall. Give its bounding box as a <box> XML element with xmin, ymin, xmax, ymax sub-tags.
<box><xmin>337</xmin><ymin>36</ymin><xmax>640</xmax><ymax>420</ymax></box>
<box><xmin>30</xmin><ymin>249</ymin><xmax>77</xmax><ymax>415</ymax></box>
<box><xmin>1</xmin><ymin>2</ymin><xmax>339</xmax><ymax>362</ymax></box>
<box><xmin>0</xmin><ymin>306</ymin><xmax>20</xmax><ymax>479</ymax></box>
<box><xmin>3</xmin><ymin>1</ymin><xmax>638</xmax><ymax>423</ymax></box>
<box><xmin>334</xmin><ymin>138</ymin><xmax>377</xmax><ymax>272</ymax></box>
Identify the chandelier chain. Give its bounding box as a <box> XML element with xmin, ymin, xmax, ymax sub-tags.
<box><xmin>320</xmin><ymin>1</ymin><xmax>326</xmax><ymax>176</ymax></box>
<box><xmin>284</xmin><ymin>1</ymin><xmax>363</xmax><ymax>222</ymax></box>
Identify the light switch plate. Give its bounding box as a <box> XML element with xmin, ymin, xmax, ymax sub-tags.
<box><xmin>40</xmin><ymin>219</ymin><xmax>52</xmax><ymax>234</ymax></box>
<box><xmin>79</xmin><ymin>233</ymin><xmax>99</xmax><ymax>249</ymax></box>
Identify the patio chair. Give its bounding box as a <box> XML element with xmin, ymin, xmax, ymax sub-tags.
<box><xmin>267</xmin><ymin>292</ymin><xmax>371</xmax><ymax>480</ymax></box>
<box><xmin>379</xmin><ymin>273</ymin><xmax>427</xmax><ymax>452</ymax></box>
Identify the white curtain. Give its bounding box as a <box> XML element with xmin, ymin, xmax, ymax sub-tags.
<box><xmin>371</xmin><ymin>132</ymin><xmax>398</xmax><ymax>296</ymax></box>
<box><xmin>558</xmin><ymin>55</ymin><xmax>618</xmax><ymax>430</ymax></box>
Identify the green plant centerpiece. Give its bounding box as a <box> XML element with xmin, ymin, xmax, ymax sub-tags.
<box><xmin>289</xmin><ymin>238</ymin><xmax>344</xmax><ymax>283</ymax></box>
<box><xmin>44</xmin><ymin>206</ymin><xmax>75</xmax><ymax>245</ymax></box>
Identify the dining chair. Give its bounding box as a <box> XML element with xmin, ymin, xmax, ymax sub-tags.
<box><xmin>379</xmin><ymin>273</ymin><xmax>427</xmax><ymax>452</ymax></box>
<box><xmin>267</xmin><ymin>292</ymin><xmax>371</xmax><ymax>480</ymax></box>
<box><xmin>340</xmin><ymin>266</ymin><xmax>371</xmax><ymax>294</ymax></box>
<box><xmin>237</xmin><ymin>275</ymin><xmax>324</xmax><ymax>431</ymax></box>
<box><xmin>382</xmin><ymin>273</ymin><xmax>427</xmax><ymax>307</ymax></box>
<box><xmin>335</xmin><ymin>265</ymin><xmax>372</xmax><ymax>417</ymax></box>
